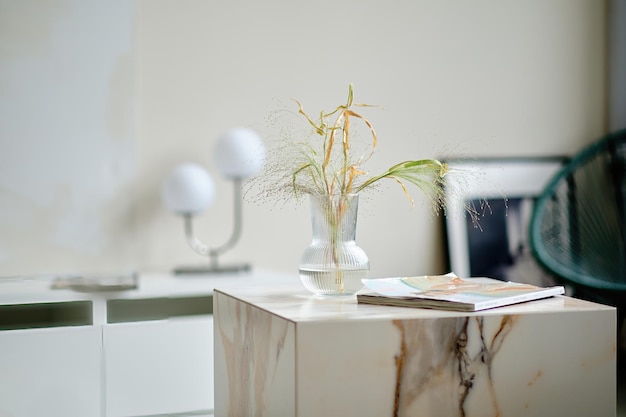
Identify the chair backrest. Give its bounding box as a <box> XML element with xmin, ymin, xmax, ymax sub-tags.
<box><xmin>529</xmin><ymin>129</ymin><xmax>626</xmax><ymax>294</ymax></box>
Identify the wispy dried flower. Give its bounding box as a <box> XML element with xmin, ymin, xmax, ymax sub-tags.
<box><xmin>249</xmin><ymin>84</ymin><xmax>451</xmax><ymax>213</ymax></box>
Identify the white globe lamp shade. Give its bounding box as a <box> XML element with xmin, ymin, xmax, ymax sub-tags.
<box><xmin>213</xmin><ymin>127</ymin><xmax>266</xmax><ymax>179</ymax></box>
<box><xmin>161</xmin><ymin>163</ymin><xmax>215</xmax><ymax>215</ymax></box>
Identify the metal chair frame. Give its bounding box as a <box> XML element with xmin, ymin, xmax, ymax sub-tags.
<box><xmin>530</xmin><ymin>129</ymin><xmax>626</xmax><ymax>307</ymax></box>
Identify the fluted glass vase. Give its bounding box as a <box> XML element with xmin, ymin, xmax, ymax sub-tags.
<box><xmin>299</xmin><ymin>193</ymin><xmax>370</xmax><ymax>296</ymax></box>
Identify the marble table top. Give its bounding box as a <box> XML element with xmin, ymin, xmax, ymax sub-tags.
<box><xmin>213</xmin><ymin>284</ymin><xmax>614</xmax><ymax>322</ymax></box>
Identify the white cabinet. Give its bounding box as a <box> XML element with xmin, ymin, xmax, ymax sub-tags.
<box><xmin>104</xmin><ymin>316</ymin><xmax>214</xmax><ymax>417</ymax></box>
<box><xmin>0</xmin><ymin>326</ymin><xmax>102</xmax><ymax>417</ymax></box>
<box><xmin>0</xmin><ymin>270</ymin><xmax>295</xmax><ymax>417</ymax></box>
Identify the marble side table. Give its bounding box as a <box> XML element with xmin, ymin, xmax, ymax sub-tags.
<box><xmin>213</xmin><ymin>285</ymin><xmax>616</xmax><ymax>417</ymax></box>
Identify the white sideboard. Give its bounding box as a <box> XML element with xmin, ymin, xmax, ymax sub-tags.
<box><xmin>0</xmin><ymin>269</ymin><xmax>297</xmax><ymax>417</ymax></box>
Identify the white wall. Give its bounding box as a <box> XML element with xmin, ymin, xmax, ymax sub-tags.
<box><xmin>610</xmin><ymin>0</ymin><xmax>626</xmax><ymax>131</ymax></box>
<box><xmin>0</xmin><ymin>0</ymin><xmax>607</xmax><ymax>278</ymax></box>
<box><xmin>0</xmin><ymin>0</ymin><xmax>137</xmax><ymax>276</ymax></box>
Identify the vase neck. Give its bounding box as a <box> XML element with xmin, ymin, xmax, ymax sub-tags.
<box><xmin>309</xmin><ymin>194</ymin><xmax>359</xmax><ymax>242</ymax></box>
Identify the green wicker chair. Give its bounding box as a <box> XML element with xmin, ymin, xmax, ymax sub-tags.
<box><xmin>530</xmin><ymin>129</ymin><xmax>626</xmax><ymax>309</ymax></box>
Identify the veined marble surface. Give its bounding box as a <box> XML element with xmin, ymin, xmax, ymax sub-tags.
<box><xmin>214</xmin><ymin>285</ymin><xmax>616</xmax><ymax>417</ymax></box>
<box><xmin>213</xmin><ymin>284</ymin><xmax>610</xmax><ymax>322</ymax></box>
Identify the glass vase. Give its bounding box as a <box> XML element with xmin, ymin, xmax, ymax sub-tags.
<box><xmin>299</xmin><ymin>193</ymin><xmax>370</xmax><ymax>296</ymax></box>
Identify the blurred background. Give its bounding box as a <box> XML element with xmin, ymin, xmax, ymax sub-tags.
<box><xmin>0</xmin><ymin>0</ymin><xmax>611</xmax><ymax>279</ymax></box>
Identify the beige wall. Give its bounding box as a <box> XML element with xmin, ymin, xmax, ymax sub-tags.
<box><xmin>0</xmin><ymin>0</ymin><xmax>607</xmax><ymax>278</ymax></box>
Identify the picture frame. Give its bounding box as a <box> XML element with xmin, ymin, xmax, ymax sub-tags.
<box><xmin>443</xmin><ymin>157</ymin><xmax>566</xmax><ymax>287</ymax></box>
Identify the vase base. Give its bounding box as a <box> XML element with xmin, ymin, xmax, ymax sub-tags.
<box><xmin>299</xmin><ymin>267</ymin><xmax>367</xmax><ymax>297</ymax></box>
<box><xmin>312</xmin><ymin>292</ymin><xmax>358</xmax><ymax>298</ymax></box>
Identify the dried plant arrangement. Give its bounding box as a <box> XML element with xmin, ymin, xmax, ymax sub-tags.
<box><xmin>253</xmin><ymin>84</ymin><xmax>451</xmax><ymax>211</ymax></box>
<box><xmin>248</xmin><ymin>84</ymin><xmax>481</xmax><ymax>295</ymax></box>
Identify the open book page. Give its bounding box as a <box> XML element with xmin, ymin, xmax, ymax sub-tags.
<box><xmin>358</xmin><ymin>274</ymin><xmax>565</xmax><ymax>311</ymax></box>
